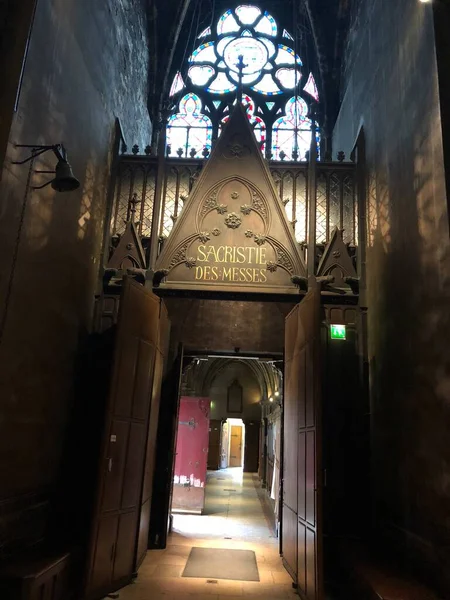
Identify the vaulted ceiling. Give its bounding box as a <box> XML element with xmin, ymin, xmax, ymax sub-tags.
<box><xmin>149</xmin><ymin>0</ymin><xmax>355</xmax><ymax>132</ymax></box>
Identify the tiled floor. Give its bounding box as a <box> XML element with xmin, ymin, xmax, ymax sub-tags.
<box><xmin>113</xmin><ymin>468</ymin><xmax>296</xmax><ymax>599</ymax></box>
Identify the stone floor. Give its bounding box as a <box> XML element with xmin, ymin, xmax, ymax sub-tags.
<box><xmin>112</xmin><ymin>468</ymin><xmax>297</xmax><ymax>599</ymax></box>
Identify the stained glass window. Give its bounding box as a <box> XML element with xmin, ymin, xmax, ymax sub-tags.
<box><xmin>235</xmin><ymin>5</ymin><xmax>261</xmax><ymax>25</ymax></box>
<box><xmin>166</xmin><ymin>93</ymin><xmax>213</xmax><ymax>158</ymax></box>
<box><xmin>198</xmin><ymin>26</ymin><xmax>211</xmax><ymax>38</ymax></box>
<box><xmin>303</xmin><ymin>72</ymin><xmax>319</xmax><ymax>102</ymax></box>
<box><xmin>221</xmin><ymin>94</ymin><xmax>266</xmax><ymax>152</ymax></box>
<box><xmin>272</xmin><ymin>97</ymin><xmax>315</xmax><ymax>161</ymax></box>
<box><xmin>167</xmin><ymin>5</ymin><xmax>320</xmax><ymax>161</ymax></box>
<box><xmin>169</xmin><ymin>72</ymin><xmax>185</xmax><ymax>97</ymax></box>
<box><xmin>189</xmin><ymin>65</ymin><xmax>215</xmax><ymax>87</ymax></box>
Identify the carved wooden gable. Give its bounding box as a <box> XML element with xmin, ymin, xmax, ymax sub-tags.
<box><xmin>154</xmin><ymin>104</ymin><xmax>306</xmax><ymax>294</ymax></box>
<box><xmin>317</xmin><ymin>226</ymin><xmax>357</xmax><ymax>290</ymax></box>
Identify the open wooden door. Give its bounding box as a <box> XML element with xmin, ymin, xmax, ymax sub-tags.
<box><xmin>84</xmin><ymin>278</ymin><xmax>163</xmax><ymax>600</ymax></box>
<box><xmin>282</xmin><ymin>286</ymin><xmax>323</xmax><ymax>600</ymax></box>
<box><xmin>148</xmin><ymin>344</ymin><xmax>184</xmax><ymax>549</ymax></box>
<box><xmin>229</xmin><ymin>425</ymin><xmax>243</xmax><ymax>467</ymax></box>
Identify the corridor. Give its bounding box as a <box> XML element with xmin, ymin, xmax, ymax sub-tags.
<box><xmin>113</xmin><ymin>468</ymin><xmax>295</xmax><ymax>599</ymax></box>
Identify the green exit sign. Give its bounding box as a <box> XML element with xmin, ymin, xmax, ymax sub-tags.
<box><xmin>330</xmin><ymin>324</ymin><xmax>346</xmax><ymax>340</ymax></box>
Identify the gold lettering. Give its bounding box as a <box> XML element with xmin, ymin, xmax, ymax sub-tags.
<box><xmin>232</xmin><ymin>267</ymin><xmax>239</xmax><ymax>281</ymax></box>
<box><xmin>197</xmin><ymin>246</ymin><xmax>207</xmax><ymax>262</ymax></box>
<box><xmin>195</xmin><ymin>266</ymin><xmax>203</xmax><ymax>279</ymax></box>
<box><xmin>223</xmin><ymin>267</ymin><xmax>232</xmax><ymax>280</ymax></box>
<box><xmin>206</xmin><ymin>246</ymin><xmax>217</xmax><ymax>262</ymax></box>
<box><xmin>225</xmin><ymin>246</ymin><xmax>233</xmax><ymax>263</ymax></box>
<box><xmin>204</xmin><ymin>266</ymin><xmax>211</xmax><ymax>280</ymax></box>
<box><xmin>253</xmin><ymin>268</ymin><xmax>260</xmax><ymax>283</ymax></box>
<box><xmin>211</xmin><ymin>266</ymin><xmax>218</xmax><ymax>281</ymax></box>
<box><xmin>237</xmin><ymin>247</ymin><xmax>246</xmax><ymax>263</ymax></box>
<box><xmin>260</xmin><ymin>268</ymin><xmax>267</xmax><ymax>282</ymax></box>
<box><xmin>216</xmin><ymin>246</ymin><xmax>225</xmax><ymax>262</ymax></box>
<box><xmin>245</xmin><ymin>267</ymin><xmax>253</xmax><ymax>282</ymax></box>
<box><xmin>259</xmin><ymin>247</ymin><xmax>266</xmax><ymax>265</ymax></box>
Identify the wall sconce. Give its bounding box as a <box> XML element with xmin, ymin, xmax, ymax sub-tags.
<box><xmin>12</xmin><ymin>144</ymin><xmax>80</xmax><ymax>192</ymax></box>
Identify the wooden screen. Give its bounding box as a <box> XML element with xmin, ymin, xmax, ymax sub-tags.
<box><xmin>282</xmin><ymin>286</ymin><xmax>323</xmax><ymax>600</ymax></box>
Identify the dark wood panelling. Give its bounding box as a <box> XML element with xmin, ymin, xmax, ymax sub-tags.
<box><xmin>85</xmin><ymin>279</ymin><xmax>161</xmax><ymax>599</ymax></box>
<box><xmin>136</xmin><ymin>303</ymin><xmax>169</xmax><ymax>569</ymax></box>
<box><xmin>282</xmin><ymin>288</ymin><xmax>323</xmax><ymax>599</ymax></box>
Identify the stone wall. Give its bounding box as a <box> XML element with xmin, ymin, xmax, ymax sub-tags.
<box><xmin>333</xmin><ymin>0</ymin><xmax>450</xmax><ymax>592</ymax></box>
<box><xmin>0</xmin><ymin>0</ymin><xmax>152</xmax><ymax>558</ymax></box>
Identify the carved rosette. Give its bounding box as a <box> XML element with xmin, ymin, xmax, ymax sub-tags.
<box><xmin>245</xmin><ymin>230</ymin><xmax>253</xmax><ymax>238</ymax></box>
<box><xmin>254</xmin><ymin>234</ymin><xmax>266</xmax><ymax>246</ymax></box>
<box><xmin>225</xmin><ymin>212</ymin><xmax>242</xmax><ymax>229</ymax></box>
<box><xmin>241</xmin><ymin>204</ymin><xmax>252</xmax><ymax>215</ymax></box>
<box><xmin>266</xmin><ymin>262</ymin><xmax>278</xmax><ymax>272</ymax></box>
<box><xmin>225</xmin><ymin>139</ymin><xmax>251</xmax><ymax>158</ymax></box>
<box><xmin>198</xmin><ymin>231</ymin><xmax>210</xmax><ymax>243</ymax></box>
<box><xmin>231</xmin><ymin>191</ymin><xmax>240</xmax><ymax>199</ymax></box>
<box><xmin>185</xmin><ymin>257</ymin><xmax>197</xmax><ymax>269</ymax></box>
<box><xmin>212</xmin><ymin>228</ymin><xmax>221</xmax><ymax>236</ymax></box>
<box><xmin>216</xmin><ymin>204</ymin><xmax>228</xmax><ymax>214</ymax></box>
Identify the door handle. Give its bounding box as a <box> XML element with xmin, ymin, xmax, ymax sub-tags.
<box><xmin>106</xmin><ymin>458</ymin><xmax>113</xmax><ymax>472</ymax></box>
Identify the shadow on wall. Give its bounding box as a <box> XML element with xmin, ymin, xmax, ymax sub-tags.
<box><xmin>333</xmin><ymin>0</ymin><xmax>450</xmax><ymax>592</ymax></box>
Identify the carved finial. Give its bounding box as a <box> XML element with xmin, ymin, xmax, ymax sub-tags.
<box><xmin>202</xmin><ymin>146</ymin><xmax>210</xmax><ymax>158</ymax></box>
<box><xmin>166</xmin><ymin>144</ymin><xmax>171</xmax><ymax>156</ymax></box>
<box><xmin>121</xmin><ymin>141</ymin><xmax>128</xmax><ymax>154</ymax></box>
<box><xmin>337</xmin><ymin>151</ymin><xmax>345</xmax><ymax>162</ymax></box>
<box><xmin>129</xmin><ymin>193</ymin><xmax>139</xmax><ymax>222</ymax></box>
<box><xmin>132</xmin><ymin>144</ymin><xmax>139</xmax><ymax>155</ymax></box>
<box><xmin>292</xmin><ymin>148</ymin><xmax>299</xmax><ymax>161</ymax></box>
<box><xmin>189</xmin><ymin>148</ymin><xmax>197</xmax><ymax>158</ymax></box>
<box><xmin>144</xmin><ymin>145</ymin><xmax>152</xmax><ymax>155</ymax></box>
<box><xmin>177</xmin><ymin>147</ymin><xmax>184</xmax><ymax>157</ymax></box>
<box><xmin>279</xmin><ymin>150</ymin><xmax>286</xmax><ymax>161</ymax></box>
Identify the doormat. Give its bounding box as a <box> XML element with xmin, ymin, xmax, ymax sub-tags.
<box><xmin>182</xmin><ymin>547</ymin><xmax>260</xmax><ymax>582</ymax></box>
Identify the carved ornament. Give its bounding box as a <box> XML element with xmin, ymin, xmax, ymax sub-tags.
<box><xmin>224</xmin><ymin>212</ymin><xmax>242</xmax><ymax>229</ymax></box>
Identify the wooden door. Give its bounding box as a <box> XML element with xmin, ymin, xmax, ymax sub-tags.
<box><xmin>229</xmin><ymin>425</ymin><xmax>243</xmax><ymax>467</ymax></box>
<box><xmin>172</xmin><ymin>397</ymin><xmax>211</xmax><ymax>513</ymax></box>
<box><xmin>220</xmin><ymin>422</ymin><xmax>229</xmax><ymax>469</ymax></box>
<box><xmin>85</xmin><ymin>278</ymin><xmax>163</xmax><ymax>599</ymax></box>
<box><xmin>135</xmin><ymin>303</ymin><xmax>170</xmax><ymax>569</ymax></box>
<box><xmin>282</xmin><ymin>286</ymin><xmax>323</xmax><ymax>600</ymax></box>
<box><xmin>243</xmin><ymin>420</ymin><xmax>260</xmax><ymax>472</ymax></box>
<box><xmin>148</xmin><ymin>345</ymin><xmax>184</xmax><ymax>549</ymax></box>
<box><xmin>207</xmin><ymin>419</ymin><xmax>222</xmax><ymax>470</ymax></box>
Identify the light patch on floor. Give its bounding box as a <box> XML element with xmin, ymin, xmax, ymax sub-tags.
<box><xmin>110</xmin><ymin>467</ymin><xmax>295</xmax><ymax>599</ymax></box>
